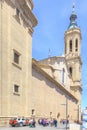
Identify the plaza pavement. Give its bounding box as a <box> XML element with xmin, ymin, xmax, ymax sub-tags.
<box><xmin>0</xmin><ymin>124</ymin><xmax>69</xmax><ymax>130</ymax></box>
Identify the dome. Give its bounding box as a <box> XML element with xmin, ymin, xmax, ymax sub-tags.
<box><xmin>67</xmin><ymin>3</ymin><xmax>79</xmax><ymax>30</ymax></box>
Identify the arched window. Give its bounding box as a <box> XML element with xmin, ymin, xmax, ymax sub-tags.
<box><xmin>75</xmin><ymin>39</ymin><xmax>78</xmax><ymax>52</ymax></box>
<box><xmin>69</xmin><ymin>67</ymin><xmax>72</xmax><ymax>77</ymax></box>
<box><xmin>69</xmin><ymin>40</ymin><xmax>72</xmax><ymax>52</ymax></box>
<box><xmin>62</xmin><ymin>68</ymin><xmax>65</xmax><ymax>83</ymax></box>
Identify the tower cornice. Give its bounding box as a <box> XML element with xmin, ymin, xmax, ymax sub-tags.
<box><xmin>10</xmin><ymin>0</ymin><xmax>34</xmax><ymax>10</ymax></box>
<box><xmin>17</xmin><ymin>0</ymin><xmax>38</xmax><ymax>27</ymax></box>
<box><xmin>65</xmin><ymin>54</ymin><xmax>82</xmax><ymax>65</ymax></box>
<box><xmin>70</xmin><ymin>85</ymin><xmax>82</xmax><ymax>92</ymax></box>
<box><xmin>64</xmin><ymin>28</ymin><xmax>82</xmax><ymax>40</ymax></box>
<box><xmin>6</xmin><ymin>0</ymin><xmax>38</xmax><ymax>34</ymax></box>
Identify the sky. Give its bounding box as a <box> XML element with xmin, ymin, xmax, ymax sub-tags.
<box><xmin>32</xmin><ymin>0</ymin><xmax>87</xmax><ymax>110</ymax></box>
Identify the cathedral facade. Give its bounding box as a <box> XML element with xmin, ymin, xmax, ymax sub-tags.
<box><xmin>0</xmin><ymin>0</ymin><xmax>82</xmax><ymax>125</ymax></box>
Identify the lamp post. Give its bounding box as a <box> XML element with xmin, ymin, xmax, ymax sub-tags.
<box><xmin>66</xmin><ymin>97</ymin><xmax>68</xmax><ymax>130</ymax></box>
<box><xmin>61</xmin><ymin>97</ymin><xmax>68</xmax><ymax>130</ymax></box>
<box><xmin>50</xmin><ymin>112</ymin><xmax>52</xmax><ymax>118</ymax></box>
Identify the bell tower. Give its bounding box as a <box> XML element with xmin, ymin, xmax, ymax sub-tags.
<box><xmin>64</xmin><ymin>4</ymin><xmax>82</xmax><ymax>103</ymax></box>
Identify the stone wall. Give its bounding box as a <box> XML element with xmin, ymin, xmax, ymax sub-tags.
<box><xmin>32</xmin><ymin>67</ymin><xmax>78</xmax><ymax>122</ymax></box>
<box><xmin>0</xmin><ymin>0</ymin><xmax>37</xmax><ymax>120</ymax></box>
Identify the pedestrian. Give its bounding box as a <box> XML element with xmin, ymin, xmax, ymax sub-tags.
<box><xmin>54</xmin><ymin>118</ymin><xmax>57</xmax><ymax>127</ymax></box>
<box><xmin>32</xmin><ymin>118</ymin><xmax>36</xmax><ymax>127</ymax></box>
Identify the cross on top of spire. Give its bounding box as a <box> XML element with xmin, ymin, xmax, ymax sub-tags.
<box><xmin>72</xmin><ymin>2</ymin><xmax>75</xmax><ymax>13</ymax></box>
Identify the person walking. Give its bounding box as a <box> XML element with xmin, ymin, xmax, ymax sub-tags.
<box><xmin>54</xmin><ymin>118</ymin><xmax>57</xmax><ymax>127</ymax></box>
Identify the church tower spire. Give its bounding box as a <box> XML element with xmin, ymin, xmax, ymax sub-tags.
<box><xmin>64</xmin><ymin>3</ymin><xmax>82</xmax><ymax>121</ymax></box>
<box><xmin>68</xmin><ymin>3</ymin><xmax>78</xmax><ymax>30</ymax></box>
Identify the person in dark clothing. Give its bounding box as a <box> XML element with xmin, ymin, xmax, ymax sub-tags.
<box><xmin>32</xmin><ymin>118</ymin><xmax>36</xmax><ymax>127</ymax></box>
<box><xmin>54</xmin><ymin>119</ymin><xmax>57</xmax><ymax>127</ymax></box>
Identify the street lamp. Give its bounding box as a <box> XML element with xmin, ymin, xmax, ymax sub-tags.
<box><xmin>50</xmin><ymin>112</ymin><xmax>52</xmax><ymax>118</ymax></box>
<box><xmin>61</xmin><ymin>97</ymin><xmax>68</xmax><ymax>130</ymax></box>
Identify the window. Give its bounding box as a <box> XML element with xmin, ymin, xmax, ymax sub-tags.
<box><xmin>14</xmin><ymin>52</ymin><xmax>19</xmax><ymax>64</ymax></box>
<box><xmin>75</xmin><ymin>39</ymin><xmax>78</xmax><ymax>52</ymax></box>
<box><xmin>14</xmin><ymin>84</ymin><xmax>19</xmax><ymax>93</ymax></box>
<box><xmin>13</xmin><ymin>50</ymin><xmax>22</xmax><ymax>69</ymax></box>
<box><xmin>69</xmin><ymin>67</ymin><xmax>72</xmax><ymax>77</ymax></box>
<box><xmin>69</xmin><ymin>40</ymin><xmax>72</xmax><ymax>52</ymax></box>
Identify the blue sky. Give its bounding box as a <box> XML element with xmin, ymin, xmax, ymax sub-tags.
<box><xmin>32</xmin><ymin>0</ymin><xmax>87</xmax><ymax>109</ymax></box>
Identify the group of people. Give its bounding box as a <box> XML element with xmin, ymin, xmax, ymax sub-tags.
<box><xmin>29</xmin><ymin>117</ymin><xmax>58</xmax><ymax>128</ymax></box>
<box><xmin>60</xmin><ymin>119</ymin><xmax>69</xmax><ymax>124</ymax></box>
<box><xmin>38</xmin><ymin>118</ymin><xmax>58</xmax><ymax>127</ymax></box>
<box><xmin>29</xmin><ymin>117</ymin><xmax>69</xmax><ymax>128</ymax></box>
